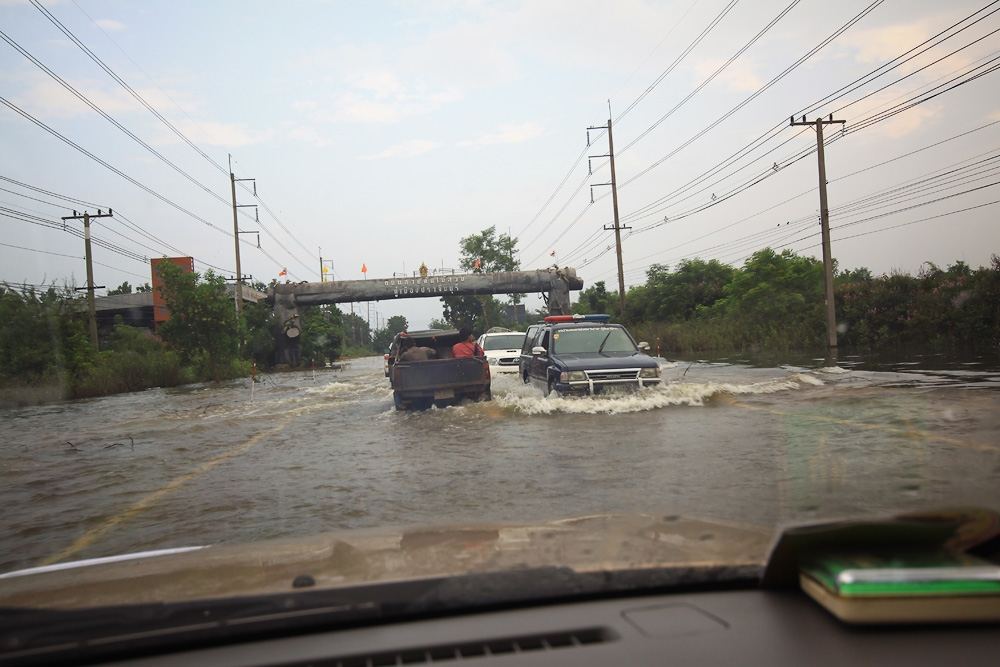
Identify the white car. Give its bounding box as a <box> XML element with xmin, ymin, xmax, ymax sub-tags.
<box><xmin>477</xmin><ymin>330</ymin><xmax>528</xmax><ymax>374</ymax></box>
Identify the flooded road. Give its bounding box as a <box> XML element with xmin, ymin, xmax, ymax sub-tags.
<box><xmin>2</xmin><ymin>355</ymin><xmax>1000</xmax><ymax>573</ymax></box>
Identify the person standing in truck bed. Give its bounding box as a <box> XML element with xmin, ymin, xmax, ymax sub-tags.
<box><xmin>399</xmin><ymin>335</ymin><xmax>437</xmax><ymax>361</ymax></box>
<box><xmin>452</xmin><ymin>328</ymin><xmax>484</xmax><ymax>358</ymax></box>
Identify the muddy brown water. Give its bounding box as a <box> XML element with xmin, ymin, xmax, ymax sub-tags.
<box><xmin>2</xmin><ymin>354</ymin><xmax>999</xmax><ymax>574</ymax></box>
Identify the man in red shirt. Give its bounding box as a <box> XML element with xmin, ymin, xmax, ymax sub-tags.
<box><xmin>452</xmin><ymin>327</ymin><xmax>484</xmax><ymax>358</ymax></box>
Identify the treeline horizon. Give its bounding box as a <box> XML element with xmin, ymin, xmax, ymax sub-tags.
<box><xmin>573</xmin><ymin>248</ymin><xmax>1000</xmax><ymax>354</ymax></box>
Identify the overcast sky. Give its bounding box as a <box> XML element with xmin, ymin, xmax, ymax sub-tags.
<box><xmin>1</xmin><ymin>0</ymin><xmax>998</xmax><ymax>329</ymax></box>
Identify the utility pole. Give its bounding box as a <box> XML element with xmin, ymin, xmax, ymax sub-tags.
<box><xmin>228</xmin><ymin>154</ymin><xmax>258</xmax><ymax>317</ymax></box>
<box><xmin>791</xmin><ymin>114</ymin><xmax>845</xmax><ymax>352</ymax></box>
<box><xmin>319</xmin><ymin>247</ymin><xmax>334</xmax><ymax>283</ymax></box>
<box><xmin>588</xmin><ymin>109</ymin><xmax>630</xmax><ymax>315</ymax></box>
<box><xmin>62</xmin><ymin>209</ymin><xmax>112</xmax><ymax>350</ymax></box>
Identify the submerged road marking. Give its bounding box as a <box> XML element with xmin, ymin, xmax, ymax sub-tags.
<box><xmin>38</xmin><ymin>421</ymin><xmax>288</xmax><ymax>567</ymax></box>
<box><xmin>729</xmin><ymin>400</ymin><xmax>997</xmax><ymax>453</ymax></box>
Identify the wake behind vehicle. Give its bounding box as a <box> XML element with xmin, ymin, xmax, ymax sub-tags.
<box><xmin>386</xmin><ymin>329</ymin><xmax>491</xmax><ymax>410</ymax></box>
<box><xmin>520</xmin><ymin>314</ymin><xmax>661</xmax><ymax>396</ymax></box>
<box><xmin>477</xmin><ymin>328</ymin><xmax>528</xmax><ymax>375</ymax></box>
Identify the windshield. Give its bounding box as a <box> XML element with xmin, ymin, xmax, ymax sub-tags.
<box><xmin>552</xmin><ymin>328</ymin><xmax>636</xmax><ymax>354</ymax></box>
<box><xmin>2</xmin><ymin>0</ymin><xmax>999</xmax><ymax>658</ymax></box>
<box><xmin>482</xmin><ymin>334</ymin><xmax>525</xmax><ymax>350</ymax></box>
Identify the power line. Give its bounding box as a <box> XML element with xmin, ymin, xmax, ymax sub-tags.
<box><xmin>545</xmin><ymin>1</ymin><xmax>887</xmax><ymax>264</ymax></box>
<box><xmin>621</xmin><ymin>1</ymin><xmax>885</xmax><ymax>190</ymax></box>
<box><xmin>589</xmin><ymin>50</ymin><xmax>1000</xmax><ymax>277</ymax></box>
<box><xmin>0</xmin><ymin>240</ymin><xmax>81</xmax><ymax>260</ymax></box>
<box><xmin>1</xmin><ymin>26</ymin><xmax>314</xmax><ymax>276</ymax></box>
<box><xmin>618</xmin><ymin>0</ymin><xmax>803</xmax><ymax>155</ymax></box>
<box><xmin>0</xmin><ymin>207</ymin><xmax>147</xmax><ymax>263</ymax></box>
<box><xmin>27</xmin><ymin>0</ymin><xmax>318</xmax><ymax>274</ymax></box>
<box><xmin>619</xmin><ymin>146</ymin><xmax>1000</xmax><ymax>276</ymax></box>
<box><xmin>614</xmin><ymin>0</ymin><xmax>742</xmax><ymax>122</ymax></box>
<box><xmin>516</xmin><ymin>0</ymin><xmax>743</xmax><ymax>245</ymax></box>
<box><xmin>0</xmin><ymin>96</ymin><xmax>297</xmax><ymax>277</ymax></box>
<box><xmin>0</xmin><ymin>174</ymin><xmax>235</xmax><ymax>273</ymax></box>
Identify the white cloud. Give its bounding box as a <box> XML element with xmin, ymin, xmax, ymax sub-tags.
<box><xmin>286</xmin><ymin>124</ymin><xmax>334</xmax><ymax>148</ymax></box>
<box><xmin>14</xmin><ymin>77</ymin><xmax>135</xmax><ymax>118</ymax></box>
<box><xmin>296</xmin><ymin>80</ymin><xmax>462</xmax><ymax>125</ymax></box>
<box><xmin>846</xmin><ymin>90</ymin><xmax>939</xmax><ymax>139</ymax></box>
<box><xmin>169</xmin><ymin>119</ymin><xmax>269</xmax><ymax>148</ymax></box>
<box><xmin>692</xmin><ymin>58</ymin><xmax>762</xmax><ymax>93</ymax></box>
<box><xmin>10</xmin><ymin>73</ymin><xmax>199</xmax><ymax>119</ymax></box>
<box><xmin>459</xmin><ymin>122</ymin><xmax>544</xmax><ymax>147</ymax></box>
<box><xmin>361</xmin><ymin>139</ymin><xmax>438</xmax><ymax>160</ymax></box>
<box><xmin>843</xmin><ymin>23</ymin><xmax>928</xmax><ymax>64</ymax></box>
<box><xmin>94</xmin><ymin>18</ymin><xmax>126</xmax><ymax>32</ymax></box>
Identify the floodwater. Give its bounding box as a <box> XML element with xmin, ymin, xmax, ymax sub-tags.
<box><xmin>2</xmin><ymin>353</ymin><xmax>1000</xmax><ymax>574</ymax></box>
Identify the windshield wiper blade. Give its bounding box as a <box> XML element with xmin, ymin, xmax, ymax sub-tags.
<box><xmin>597</xmin><ymin>331</ymin><xmax>613</xmax><ymax>355</ymax></box>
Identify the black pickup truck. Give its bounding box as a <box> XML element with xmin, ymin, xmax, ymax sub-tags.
<box><xmin>385</xmin><ymin>329</ymin><xmax>491</xmax><ymax>410</ymax></box>
<box><xmin>519</xmin><ymin>315</ymin><xmax>661</xmax><ymax>396</ymax></box>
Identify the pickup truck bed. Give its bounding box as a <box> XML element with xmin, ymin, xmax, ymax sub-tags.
<box><xmin>388</xmin><ymin>329</ymin><xmax>492</xmax><ymax>410</ymax></box>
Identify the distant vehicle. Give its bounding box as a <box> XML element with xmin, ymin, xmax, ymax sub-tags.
<box><xmin>386</xmin><ymin>329</ymin><xmax>491</xmax><ymax>410</ymax></box>
<box><xmin>476</xmin><ymin>330</ymin><xmax>528</xmax><ymax>375</ymax></box>
<box><xmin>519</xmin><ymin>315</ymin><xmax>661</xmax><ymax>396</ymax></box>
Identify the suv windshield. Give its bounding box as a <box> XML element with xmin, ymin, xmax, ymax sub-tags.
<box><xmin>552</xmin><ymin>328</ymin><xmax>636</xmax><ymax>354</ymax></box>
<box><xmin>482</xmin><ymin>334</ymin><xmax>525</xmax><ymax>350</ymax></box>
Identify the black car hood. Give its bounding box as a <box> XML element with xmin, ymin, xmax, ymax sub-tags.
<box><xmin>553</xmin><ymin>352</ymin><xmax>659</xmax><ymax>370</ymax></box>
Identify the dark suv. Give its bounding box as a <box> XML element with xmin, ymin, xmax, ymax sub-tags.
<box><xmin>519</xmin><ymin>315</ymin><xmax>661</xmax><ymax>396</ymax></box>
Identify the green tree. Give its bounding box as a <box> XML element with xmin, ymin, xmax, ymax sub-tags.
<box><xmin>371</xmin><ymin>315</ymin><xmax>408</xmax><ymax>352</ymax></box>
<box><xmin>341</xmin><ymin>311</ymin><xmax>371</xmax><ymax>348</ymax></box>
<box><xmin>107</xmin><ymin>281</ymin><xmax>133</xmax><ymax>296</ymax></box>
<box><xmin>0</xmin><ymin>284</ymin><xmax>92</xmax><ymax>386</ymax></box>
<box><xmin>242</xmin><ymin>300</ymin><xmax>277</xmax><ymax>369</ymax></box>
<box><xmin>573</xmin><ymin>280</ymin><xmax>616</xmax><ymax>315</ymax></box>
<box><xmin>155</xmin><ymin>262</ymin><xmax>240</xmax><ymax>379</ymax></box>
<box><xmin>299</xmin><ymin>305</ymin><xmax>344</xmax><ymax>364</ymax></box>
<box><xmin>628</xmin><ymin>260</ymin><xmax>734</xmax><ymax>323</ymax></box>
<box><xmin>440</xmin><ymin>225</ymin><xmax>520</xmax><ymax>332</ymax></box>
<box><xmin>135</xmin><ymin>282</ymin><xmax>152</xmax><ymax>293</ymax></box>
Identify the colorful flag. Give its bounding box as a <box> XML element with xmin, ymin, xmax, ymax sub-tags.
<box><xmin>361</xmin><ymin>263</ymin><xmax>368</xmax><ymax>274</ymax></box>
<box><xmin>278</xmin><ymin>267</ymin><xmax>287</xmax><ymax>277</ymax></box>
<box><xmin>322</xmin><ymin>265</ymin><xmax>330</xmax><ymax>274</ymax></box>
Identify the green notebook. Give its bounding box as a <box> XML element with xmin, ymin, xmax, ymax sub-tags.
<box><xmin>802</xmin><ymin>551</ymin><xmax>1000</xmax><ymax>598</ymax></box>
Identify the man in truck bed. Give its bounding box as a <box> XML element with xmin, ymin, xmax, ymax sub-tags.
<box><xmin>452</xmin><ymin>328</ymin><xmax>484</xmax><ymax>359</ymax></box>
<box><xmin>399</xmin><ymin>335</ymin><xmax>437</xmax><ymax>361</ymax></box>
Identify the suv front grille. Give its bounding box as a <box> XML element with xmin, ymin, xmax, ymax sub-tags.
<box><xmin>585</xmin><ymin>370</ymin><xmax>639</xmax><ymax>381</ymax></box>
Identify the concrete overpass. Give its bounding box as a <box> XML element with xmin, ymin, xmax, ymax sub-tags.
<box><xmin>268</xmin><ymin>267</ymin><xmax>584</xmax><ymax>362</ymax></box>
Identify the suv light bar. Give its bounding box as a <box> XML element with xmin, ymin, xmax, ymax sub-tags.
<box><xmin>543</xmin><ymin>314</ymin><xmax>611</xmax><ymax>323</ymax></box>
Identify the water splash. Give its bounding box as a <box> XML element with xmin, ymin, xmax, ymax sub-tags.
<box><xmin>491</xmin><ymin>374</ymin><xmax>807</xmax><ymax>416</ymax></box>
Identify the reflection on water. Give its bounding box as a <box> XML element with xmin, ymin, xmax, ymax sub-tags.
<box><xmin>1</xmin><ymin>352</ymin><xmax>999</xmax><ymax>573</ymax></box>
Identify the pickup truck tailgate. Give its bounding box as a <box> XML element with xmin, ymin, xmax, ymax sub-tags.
<box><xmin>392</xmin><ymin>358</ymin><xmax>487</xmax><ymax>391</ymax></box>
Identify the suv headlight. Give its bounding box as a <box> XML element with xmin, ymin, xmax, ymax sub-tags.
<box><xmin>488</xmin><ymin>357</ymin><xmax>498</xmax><ymax>365</ymax></box>
<box><xmin>640</xmin><ymin>366</ymin><xmax>660</xmax><ymax>378</ymax></box>
<box><xmin>560</xmin><ymin>371</ymin><xmax>586</xmax><ymax>382</ymax></box>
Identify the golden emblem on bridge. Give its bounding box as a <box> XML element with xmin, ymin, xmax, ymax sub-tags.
<box><xmin>419</xmin><ymin>262</ymin><xmax>429</xmax><ymax>278</ymax></box>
